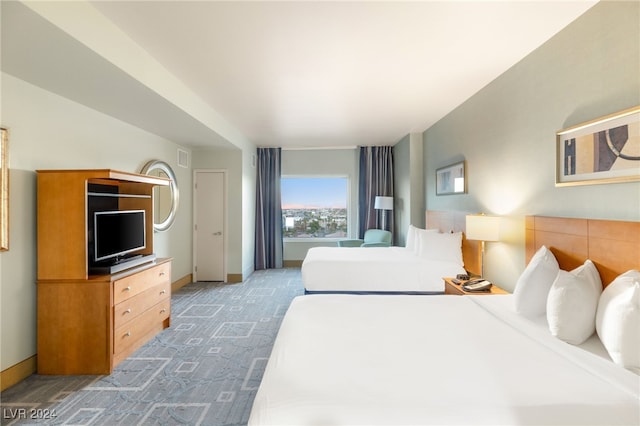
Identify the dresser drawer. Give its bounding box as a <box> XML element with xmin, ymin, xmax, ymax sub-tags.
<box><xmin>114</xmin><ymin>300</ymin><xmax>170</xmax><ymax>356</ymax></box>
<box><xmin>114</xmin><ymin>262</ymin><xmax>171</xmax><ymax>304</ymax></box>
<box><xmin>114</xmin><ymin>281</ymin><xmax>170</xmax><ymax>329</ymax></box>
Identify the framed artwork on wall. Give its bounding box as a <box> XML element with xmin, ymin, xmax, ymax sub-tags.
<box><xmin>436</xmin><ymin>161</ymin><xmax>466</xmax><ymax>195</ymax></box>
<box><xmin>1</xmin><ymin>128</ymin><xmax>8</xmax><ymax>251</ymax></box>
<box><xmin>556</xmin><ymin>106</ymin><xmax>640</xmax><ymax>187</ymax></box>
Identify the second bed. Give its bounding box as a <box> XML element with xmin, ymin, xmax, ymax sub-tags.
<box><xmin>302</xmin><ymin>216</ymin><xmax>474</xmax><ymax>294</ymax></box>
<box><xmin>302</xmin><ymin>245</ymin><xmax>466</xmax><ymax>294</ymax></box>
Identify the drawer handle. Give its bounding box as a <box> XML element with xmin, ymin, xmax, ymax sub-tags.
<box><xmin>124</xmin><ymin>308</ymin><xmax>132</xmax><ymax>315</ymax></box>
<box><xmin>124</xmin><ymin>286</ymin><xmax>131</xmax><ymax>292</ymax></box>
<box><xmin>160</xmin><ymin>308</ymin><xmax>166</xmax><ymax>314</ymax></box>
<box><xmin>124</xmin><ymin>331</ymin><xmax>131</xmax><ymax>338</ymax></box>
<box><xmin>160</xmin><ymin>290</ymin><xmax>166</xmax><ymax>295</ymax></box>
<box><xmin>159</xmin><ymin>272</ymin><xmax>165</xmax><ymax>277</ymax></box>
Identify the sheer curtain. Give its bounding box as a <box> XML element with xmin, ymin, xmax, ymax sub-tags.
<box><xmin>254</xmin><ymin>148</ymin><xmax>283</xmax><ymax>270</ymax></box>
<box><xmin>358</xmin><ymin>146</ymin><xmax>394</xmax><ymax>239</ymax></box>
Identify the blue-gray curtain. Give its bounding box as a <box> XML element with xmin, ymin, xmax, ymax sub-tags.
<box><xmin>255</xmin><ymin>148</ymin><xmax>283</xmax><ymax>270</ymax></box>
<box><xmin>358</xmin><ymin>146</ymin><xmax>394</xmax><ymax>239</ymax></box>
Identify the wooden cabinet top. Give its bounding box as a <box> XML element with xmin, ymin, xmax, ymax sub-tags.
<box><xmin>37</xmin><ymin>257</ymin><xmax>173</xmax><ymax>284</ymax></box>
<box><xmin>36</xmin><ymin>169</ymin><xmax>170</xmax><ymax>186</ymax></box>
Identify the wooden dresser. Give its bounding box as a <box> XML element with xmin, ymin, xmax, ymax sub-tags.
<box><xmin>37</xmin><ymin>259</ymin><xmax>171</xmax><ymax>375</ymax></box>
<box><xmin>36</xmin><ymin>169</ymin><xmax>172</xmax><ymax>375</ymax></box>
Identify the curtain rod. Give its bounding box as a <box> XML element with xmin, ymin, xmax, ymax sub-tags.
<box><xmin>280</xmin><ymin>146</ymin><xmax>357</xmax><ymax>151</ymax></box>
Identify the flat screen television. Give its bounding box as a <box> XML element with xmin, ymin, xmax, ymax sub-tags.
<box><xmin>94</xmin><ymin>210</ymin><xmax>146</xmax><ymax>262</ymax></box>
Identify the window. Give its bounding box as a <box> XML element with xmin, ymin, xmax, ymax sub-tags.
<box><xmin>281</xmin><ymin>177</ymin><xmax>348</xmax><ymax>239</ymax></box>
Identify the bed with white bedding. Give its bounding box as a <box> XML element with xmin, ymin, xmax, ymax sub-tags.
<box><xmin>249</xmin><ymin>294</ymin><xmax>639</xmax><ymax>426</ymax></box>
<box><xmin>302</xmin><ymin>246</ymin><xmax>466</xmax><ymax>294</ymax></box>
<box><xmin>302</xmin><ymin>224</ymin><xmax>469</xmax><ymax>294</ymax></box>
<box><xmin>251</xmin><ymin>215</ymin><xmax>640</xmax><ymax>425</ymax></box>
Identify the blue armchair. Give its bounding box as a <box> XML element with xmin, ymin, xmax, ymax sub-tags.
<box><xmin>337</xmin><ymin>229</ymin><xmax>392</xmax><ymax>247</ymax></box>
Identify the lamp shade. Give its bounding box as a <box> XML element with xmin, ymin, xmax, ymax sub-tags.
<box><xmin>465</xmin><ymin>214</ymin><xmax>500</xmax><ymax>242</ymax></box>
<box><xmin>374</xmin><ymin>196</ymin><xmax>394</xmax><ymax>210</ymax></box>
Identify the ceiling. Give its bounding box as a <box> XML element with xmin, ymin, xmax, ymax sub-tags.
<box><xmin>2</xmin><ymin>1</ymin><xmax>598</xmax><ymax>150</ymax></box>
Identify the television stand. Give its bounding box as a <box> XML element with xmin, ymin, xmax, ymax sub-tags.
<box><xmin>36</xmin><ymin>169</ymin><xmax>172</xmax><ymax>375</ymax></box>
<box><xmin>90</xmin><ymin>253</ymin><xmax>157</xmax><ymax>275</ymax></box>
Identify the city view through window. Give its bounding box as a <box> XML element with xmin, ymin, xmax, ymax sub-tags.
<box><xmin>281</xmin><ymin>177</ymin><xmax>348</xmax><ymax>238</ymax></box>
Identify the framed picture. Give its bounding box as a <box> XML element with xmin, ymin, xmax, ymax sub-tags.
<box><xmin>436</xmin><ymin>161</ymin><xmax>466</xmax><ymax>195</ymax></box>
<box><xmin>0</xmin><ymin>128</ymin><xmax>8</xmax><ymax>251</ymax></box>
<box><xmin>556</xmin><ymin>106</ymin><xmax>640</xmax><ymax>187</ymax></box>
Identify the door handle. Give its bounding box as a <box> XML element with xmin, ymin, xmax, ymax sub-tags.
<box><xmin>213</xmin><ymin>231</ymin><xmax>222</xmax><ymax>236</ymax></box>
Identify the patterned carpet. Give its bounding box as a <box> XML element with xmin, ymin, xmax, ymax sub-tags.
<box><xmin>1</xmin><ymin>268</ymin><xmax>304</xmax><ymax>426</ymax></box>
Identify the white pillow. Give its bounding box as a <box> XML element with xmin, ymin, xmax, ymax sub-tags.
<box><xmin>407</xmin><ymin>226</ymin><xmax>438</xmax><ymax>254</ymax></box>
<box><xmin>417</xmin><ymin>231</ymin><xmax>463</xmax><ymax>266</ymax></box>
<box><xmin>596</xmin><ymin>270</ymin><xmax>640</xmax><ymax>373</ymax></box>
<box><xmin>405</xmin><ymin>225</ymin><xmax>419</xmax><ymax>252</ymax></box>
<box><xmin>513</xmin><ymin>246</ymin><xmax>559</xmax><ymax>318</ymax></box>
<box><xmin>546</xmin><ymin>260</ymin><xmax>602</xmax><ymax>344</ymax></box>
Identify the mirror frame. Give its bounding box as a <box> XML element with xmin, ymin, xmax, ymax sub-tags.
<box><xmin>141</xmin><ymin>160</ymin><xmax>179</xmax><ymax>232</ymax></box>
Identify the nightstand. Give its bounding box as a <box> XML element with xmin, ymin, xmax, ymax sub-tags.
<box><xmin>443</xmin><ymin>277</ymin><xmax>508</xmax><ymax>295</ymax></box>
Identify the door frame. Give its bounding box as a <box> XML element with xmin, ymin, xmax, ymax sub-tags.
<box><xmin>192</xmin><ymin>169</ymin><xmax>227</xmax><ymax>282</ymax></box>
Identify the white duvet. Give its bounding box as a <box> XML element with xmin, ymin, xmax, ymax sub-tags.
<box><xmin>302</xmin><ymin>246</ymin><xmax>466</xmax><ymax>293</ymax></box>
<box><xmin>249</xmin><ymin>295</ymin><xmax>639</xmax><ymax>425</ymax></box>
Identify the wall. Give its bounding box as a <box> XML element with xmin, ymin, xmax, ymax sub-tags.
<box><xmin>393</xmin><ymin>136</ymin><xmax>410</xmax><ymax>246</ymax></box>
<box><xmin>281</xmin><ymin>148</ymin><xmax>358</xmax><ymax>262</ymax></box>
<box><xmin>408</xmin><ymin>134</ymin><xmax>425</xmax><ymax>230</ymax></box>
<box><xmin>241</xmin><ymin>148</ymin><xmax>257</xmax><ymax>278</ymax></box>
<box><xmin>424</xmin><ymin>1</ymin><xmax>640</xmax><ymax>291</ymax></box>
<box><xmin>393</xmin><ymin>133</ymin><xmax>425</xmax><ymax>247</ymax></box>
<box><xmin>0</xmin><ymin>73</ymin><xmax>193</xmax><ymax>372</ymax></box>
<box><xmin>191</xmin><ymin>148</ymin><xmax>246</xmax><ymax>278</ymax></box>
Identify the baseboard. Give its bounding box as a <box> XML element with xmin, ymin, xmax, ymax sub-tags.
<box><xmin>283</xmin><ymin>260</ymin><xmax>303</xmax><ymax>268</ymax></box>
<box><xmin>227</xmin><ymin>273</ymin><xmax>243</xmax><ymax>283</ymax></box>
<box><xmin>171</xmin><ymin>274</ymin><xmax>192</xmax><ymax>292</ymax></box>
<box><xmin>1</xmin><ymin>355</ymin><xmax>36</xmax><ymax>391</ymax></box>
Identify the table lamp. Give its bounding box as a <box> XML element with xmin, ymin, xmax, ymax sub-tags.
<box><xmin>374</xmin><ymin>196</ymin><xmax>394</xmax><ymax>231</ymax></box>
<box><xmin>465</xmin><ymin>214</ymin><xmax>500</xmax><ymax>278</ymax></box>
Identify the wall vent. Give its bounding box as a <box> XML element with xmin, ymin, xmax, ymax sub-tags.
<box><xmin>177</xmin><ymin>149</ymin><xmax>189</xmax><ymax>168</ymax></box>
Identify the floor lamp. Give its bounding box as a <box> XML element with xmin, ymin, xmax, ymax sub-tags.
<box><xmin>374</xmin><ymin>196</ymin><xmax>394</xmax><ymax>231</ymax></box>
<box><xmin>465</xmin><ymin>214</ymin><xmax>500</xmax><ymax>278</ymax></box>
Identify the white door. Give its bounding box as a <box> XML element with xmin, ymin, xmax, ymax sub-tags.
<box><xmin>194</xmin><ymin>170</ymin><xmax>225</xmax><ymax>281</ymax></box>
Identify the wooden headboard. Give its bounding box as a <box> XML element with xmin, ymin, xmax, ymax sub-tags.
<box><xmin>425</xmin><ymin>210</ymin><xmax>481</xmax><ymax>276</ymax></box>
<box><xmin>426</xmin><ymin>211</ymin><xmax>639</xmax><ymax>286</ymax></box>
<box><xmin>526</xmin><ymin>216</ymin><xmax>640</xmax><ymax>287</ymax></box>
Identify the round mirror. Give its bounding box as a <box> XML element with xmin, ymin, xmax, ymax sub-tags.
<box><xmin>141</xmin><ymin>160</ymin><xmax>179</xmax><ymax>232</ymax></box>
